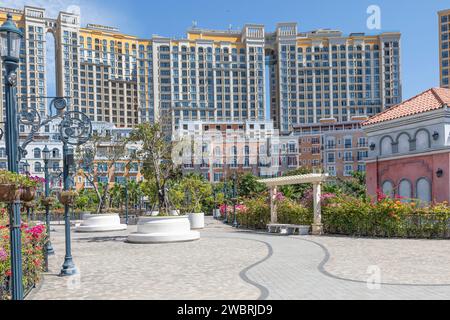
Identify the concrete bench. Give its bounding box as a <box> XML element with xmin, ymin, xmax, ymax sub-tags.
<box><xmin>267</xmin><ymin>224</ymin><xmax>310</xmax><ymax>236</ymax></box>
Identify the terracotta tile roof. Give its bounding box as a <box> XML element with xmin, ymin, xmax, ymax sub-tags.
<box><xmin>362</xmin><ymin>87</ymin><xmax>450</xmax><ymax>126</ymax></box>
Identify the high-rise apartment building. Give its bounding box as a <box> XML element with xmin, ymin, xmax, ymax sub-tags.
<box><xmin>1</xmin><ymin>6</ymin><xmax>266</xmax><ymax>134</ymax></box>
<box><xmin>439</xmin><ymin>9</ymin><xmax>450</xmax><ymax>88</ymax></box>
<box><xmin>1</xmin><ymin>6</ymin><xmax>402</xmax><ymax>147</ymax></box>
<box><xmin>266</xmin><ymin>23</ymin><xmax>402</xmax><ymax>134</ymax></box>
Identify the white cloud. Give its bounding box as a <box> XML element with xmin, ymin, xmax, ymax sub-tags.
<box><xmin>1</xmin><ymin>0</ymin><xmax>79</xmax><ymax>19</ymax></box>
<box><xmin>1</xmin><ymin>0</ymin><xmax>118</xmax><ymax>27</ymax></box>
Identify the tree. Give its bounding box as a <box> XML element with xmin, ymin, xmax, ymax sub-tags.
<box><xmin>339</xmin><ymin>171</ymin><xmax>367</xmax><ymax>198</ymax></box>
<box><xmin>76</xmin><ymin>134</ymin><xmax>127</xmax><ymax>214</ymax></box>
<box><xmin>279</xmin><ymin>167</ymin><xmax>313</xmax><ymax>200</ymax></box>
<box><xmin>170</xmin><ymin>174</ymin><xmax>212</xmax><ymax>213</ymax></box>
<box><xmin>237</xmin><ymin>173</ymin><xmax>266</xmax><ymax>198</ymax></box>
<box><xmin>128</xmin><ymin>123</ymin><xmax>181</xmax><ymax>215</ymax></box>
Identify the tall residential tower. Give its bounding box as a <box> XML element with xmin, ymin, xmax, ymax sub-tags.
<box><xmin>439</xmin><ymin>9</ymin><xmax>450</xmax><ymax>88</ymax></box>
<box><xmin>266</xmin><ymin>23</ymin><xmax>401</xmax><ymax>134</ymax></box>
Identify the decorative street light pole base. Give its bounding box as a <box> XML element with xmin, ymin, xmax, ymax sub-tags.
<box><xmin>46</xmin><ymin>244</ymin><xmax>55</xmax><ymax>256</ymax></box>
<box><xmin>60</xmin><ymin>259</ymin><xmax>78</xmax><ymax>277</ymax></box>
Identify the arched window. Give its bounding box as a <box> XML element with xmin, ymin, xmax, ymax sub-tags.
<box><xmin>34</xmin><ymin>162</ymin><xmax>42</xmax><ymax>173</ymax></box>
<box><xmin>380</xmin><ymin>136</ymin><xmax>393</xmax><ymax>155</ymax></box>
<box><xmin>398</xmin><ymin>179</ymin><xmax>412</xmax><ymax>201</ymax></box>
<box><xmin>416</xmin><ymin>178</ymin><xmax>431</xmax><ymax>204</ymax></box>
<box><xmin>52</xmin><ymin>148</ymin><xmax>60</xmax><ymax>158</ymax></box>
<box><xmin>382</xmin><ymin>181</ymin><xmax>394</xmax><ymax>198</ymax></box>
<box><xmin>34</xmin><ymin>148</ymin><xmax>41</xmax><ymax>159</ymax></box>
<box><xmin>397</xmin><ymin>133</ymin><xmax>410</xmax><ymax>154</ymax></box>
<box><xmin>415</xmin><ymin>130</ymin><xmax>430</xmax><ymax>151</ymax></box>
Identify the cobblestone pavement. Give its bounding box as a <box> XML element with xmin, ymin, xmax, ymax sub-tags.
<box><xmin>28</xmin><ymin>217</ymin><xmax>450</xmax><ymax>300</ymax></box>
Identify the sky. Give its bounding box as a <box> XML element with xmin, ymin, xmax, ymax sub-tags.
<box><xmin>2</xmin><ymin>0</ymin><xmax>449</xmax><ymax>103</ymax></box>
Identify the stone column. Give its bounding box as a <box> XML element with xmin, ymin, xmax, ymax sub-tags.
<box><xmin>312</xmin><ymin>182</ymin><xmax>323</xmax><ymax>235</ymax></box>
<box><xmin>270</xmin><ymin>186</ymin><xmax>278</xmax><ymax>224</ymax></box>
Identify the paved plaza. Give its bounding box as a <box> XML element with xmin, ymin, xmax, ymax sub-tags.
<box><xmin>28</xmin><ymin>217</ymin><xmax>450</xmax><ymax>300</ymax></box>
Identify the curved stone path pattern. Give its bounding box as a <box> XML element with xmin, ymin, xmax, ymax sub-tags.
<box><xmin>28</xmin><ymin>217</ymin><xmax>450</xmax><ymax>300</ymax></box>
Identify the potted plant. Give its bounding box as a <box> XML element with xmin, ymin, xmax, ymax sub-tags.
<box><xmin>20</xmin><ymin>176</ymin><xmax>44</xmax><ymax>202</ymax></box>
<box><xmin>23</xmin><ymin>201</ymin><xmax>36</xmax><ymax>209</ymax></box>
<box><xmin>0</xmin><ymin>171</ymin><xmax>22</xmax><ymax>202</ymax></box>
<box><xmin>41</xmin><ymin>196</ymin><xmax>56</xmax><ymax>207</ymax></box>
<box><xmin>58</xmin><ymin>190</ymin><xmax>78</xmax><ymax>206</ymax></box>
<box><xmin>179</xmin><ymin>175</ymin><xmax>212</xmax><ymax>230</ymax></box>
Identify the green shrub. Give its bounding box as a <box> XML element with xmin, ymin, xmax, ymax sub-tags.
<box><xmin>322</xmin><ymin>195</ymin><xmax>450</xmax><ymax>238</ymax></box>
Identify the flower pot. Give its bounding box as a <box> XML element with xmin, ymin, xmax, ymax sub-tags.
<box><xmin>0</xmin><ymin>184</ymin><xmax>20</xmax><ymax>202</ymax></box>
<box><xmin>150</xmin><ymin>211</ymin><xmax>159</xmax><ymax>216</ymax></box>
<box><xmin>58</xmin><ymin>193</ymin><xmax>76</xmax><ymax>206</ymax></box>
<box><xmin>128</xmin><ymin>216</ymin><xmax>200</xmax><ymax>243</ymax></box>
<box><xmin>23</xmin><ymin>201</ymin><xmax>36</xmax><ymax>209</ymax></box>
<box><xmin>20</xmin><ymin>187</ymin><xmax>36</xmax><ymax>202</ymax></box>
<box><xmin>213</xmin><ymin>209</ymin><xmax>221</xmax><ymax>219</ymax></box>
<box><xmin>75</xmin><ymin>213</ymin><xmax>127</xmax><ymax>232</ymax></box>
<box><xmin>41</xmin><ymin>197</ymin><xmax>55</xmax><ymax>207</ymax></box>
<box><xmin>188</xmin><ymin>212</ymin><xmax>205</xmax><ymax>229</ymax></box>
<box><xmin>170</xmin><ymin>210</ymin><xmax>180</xmax><ymax>216</ymax></box>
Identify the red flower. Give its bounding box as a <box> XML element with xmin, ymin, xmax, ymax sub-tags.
<box><xmin>5</xmin><ymin>270</ymin><xmax>11</xmax><ymax>277</ymax></box>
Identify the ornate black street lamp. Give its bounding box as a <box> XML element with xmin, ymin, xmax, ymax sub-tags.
<box><xmin>42</xmin><ymin>145</ymin><xmax>55</xmax><ymax>261</ymax></box>
<box><xmin>59</xmin><ymin>111</ymin><xmax>92</xmax><ymax>276</ymax></box>
<box><xmin>223</xmin><ymin>180</ymin><xmax>228</xmax><ymax>224</ymax></box>
<box><xmin>232</xmin><ymin>173</ymin><xmax>238</xmax><ymax>228</ymax></box>
<box><xmin>23</xmin><ymin>161</ymin><xmax>31</xmax><ymax>220</ymax></box>
<box><xmin>1</xmin><ymin>13</ymin><xmax>24</xmax><ymax>300</ymax></box>
<box><xmin>16</xmin><ymin>97</ymin><xmax>92</xmax><ymax>277</ymax></box>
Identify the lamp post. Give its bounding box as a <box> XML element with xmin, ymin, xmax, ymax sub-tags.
<box><xmin>1</xmin><ymin>13</ymin><xmax>24</xmax><ymax>300</ymax></box>
<box><xmin>59</xmin><ymin>111</ymin><xmax>92</xmax><ymax>276</ymax></box>
<box><xmin>23</xmin><ymin>160</ymin><xmax>31</xmax><ymax>220</ymax></box>
<box><xmin>42</xmin><ymin>146</ymin><xmax>55</xmax><ymax>260</ymax></box>
<box><xmin>223</xmin><ymin>180</ymin><xmax>228</xmax><ymax>224</ymax></box>
<box><xmin>232</xmin><ymin>173</ymin><xmax>238</xmax><ymax>228</ymax></box>
<box><xmin>59</xmin><ymin>143</ymin><xmax>77</xmax><ymax>276</ymax></box>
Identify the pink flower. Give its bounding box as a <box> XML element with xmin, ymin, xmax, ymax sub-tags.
<box><xmin>0</xmin><ymin>247</ymin><xmax>8</xmax><ymax>261</ymax></box>
<box><xmin>275</xmin><ymin>192</ymin><xmax>285</xmax><ymax>201</ymax></box>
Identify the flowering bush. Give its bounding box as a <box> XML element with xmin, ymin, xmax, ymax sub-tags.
<box><xmin>233</xmin><ymin>194</ymin><xmax>312</xmax><ymax>229</ymax></box>
<box><xmin>0</xmin><ymin>216</ymin><xmax>47</xmax><ymax>300</ymax></box>
<box><xmin>21</xmin><ymin>176</ymin><xmax>46</xmax><ymax>189</ymax></box>
<box><xmin>322</xmin><ymin>194</ymin><xmax>450</xmax><ymax>238</ymax></box>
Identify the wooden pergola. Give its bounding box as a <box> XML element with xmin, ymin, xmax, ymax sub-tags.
<box><xmin>258</xmin><ymin>173</ymin><xmax>329</xmax><ymax>235</ymax></box>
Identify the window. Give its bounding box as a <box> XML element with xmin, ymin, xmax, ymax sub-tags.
<box><xmin>327</xmin><ymin>152</ymin><xmax>335</xmax><ymax>163</ymax></box>
<box><xmin>382</xmin><ymin>181</ymin><xmax>394</xmax><ymax>198</ymax></box>
<box><xmin>416</xmin><ymin>178</ymin><xmax>431</xmax><ymax>204</ymax></box>
<box><xmin>398</xmin><ymin>179</ymin><xmax>412</xmax><ymax>201</ymax></box>
<box><xmin>34</xmin><ymin>148</ymin><xmax>41</xmax><ymax>159</ymax></box>
<box><xmin>327</xmin><ymin>166</ymin><xmax>336</xmax><ymax>176</ymax></box>
<box><xmin>34</xmin><ymin>162</ymin><xmax>42</xmax><ymax>173</ymax></box>
<box><xmin>344</xmin><ymin>165</ymin><xmax>353</xmax><ymax>176</ymax></box>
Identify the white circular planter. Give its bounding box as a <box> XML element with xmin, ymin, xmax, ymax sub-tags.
<box><xmin>170</xmin><ymin>210</ymin><xmax>180</xmax><ymax>216</ymax></box>
<box><xmin>75</xmin><ymin>214</ymin><xmax>127</xmax><ymax>233</ymax></box>
<box><xmin>188</xmin><ymin>213</ymin><xmax>205</xmax><ymax>229</ymax></box>
<box><xmin>128</xmin><ymin>216</ymin><xmax>200</xmax><ymax>244</ymax></box>
<box><xmin>150</xmin><ymin>211</ymin><xmax>160</xmax><ymax>216</ymax></box>
<box><xmin>213</xmin><ymin>209</ymin><xmax>221</xmax><ymax>219</ymax></box>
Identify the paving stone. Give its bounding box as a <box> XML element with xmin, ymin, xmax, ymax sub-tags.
<box><xmin>28</xmin><ymin>217</ymin><xmax>450</xmax><ymax>300</ymax></box>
